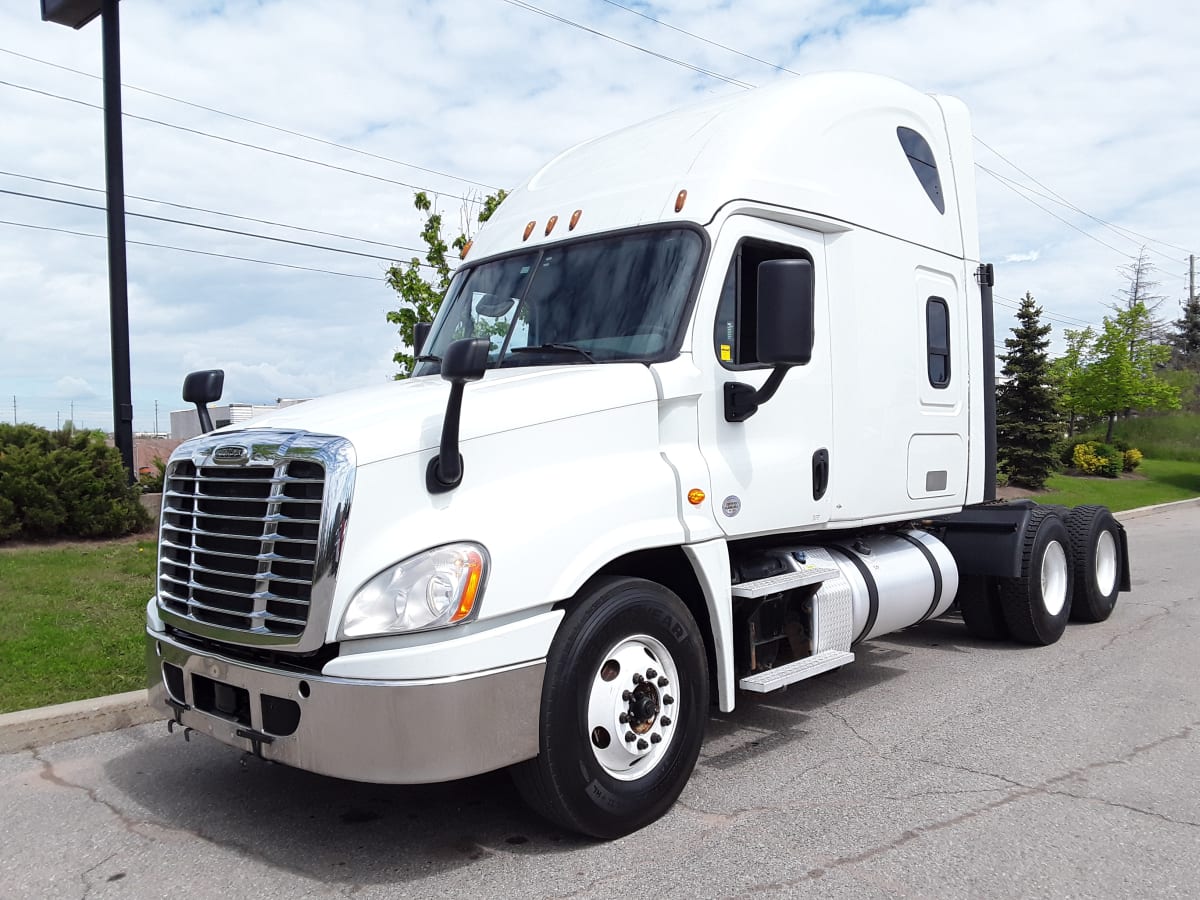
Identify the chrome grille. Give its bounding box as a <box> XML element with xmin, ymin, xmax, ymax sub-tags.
<box><xmin>158</xmin><ymin>458</ymin><xmax>325</xmax><ymax>637</ymax></box>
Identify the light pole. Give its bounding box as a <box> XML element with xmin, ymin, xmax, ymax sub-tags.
<box><xmin>41</xmin><ymin>0</ymin><xmax>134</xmax><ymax>483</ymax></box>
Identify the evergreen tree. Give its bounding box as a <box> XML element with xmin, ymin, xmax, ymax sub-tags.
<box><xmin>1170</xmin><ymin>294</ymin><xmax>1200</xmax><ymax>365</ymax></box>
<box><xmin>996</xmin><ymin>292</ymin><xmax>1060</xmax><ymax>489</ymax></box>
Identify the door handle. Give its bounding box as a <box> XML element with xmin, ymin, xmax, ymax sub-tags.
<box><xmin>812</xmin><ymin>448</ymin><xmax>829</xmax><ymax>501</ymax></box>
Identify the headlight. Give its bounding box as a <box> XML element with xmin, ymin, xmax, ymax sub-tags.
<box><xmin>339</xmin><ymin>543</ymin><xmax>488</xmax><ymax>639</ymax></box>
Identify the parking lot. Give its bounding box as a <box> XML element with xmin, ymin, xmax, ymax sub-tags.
<box><xmin>2</xmin><ymin>504</ymin><xmax>1197</xmax><ymax>899</ymax></box>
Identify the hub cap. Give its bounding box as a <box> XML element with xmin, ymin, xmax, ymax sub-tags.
<box><xmin>587</xmin><ymin>634</ymin><xmax>679</xmax><ymax>780</ymax></box>
<box><xmin>1041</xmin><ymin>540</ymin><xmax>1069</xmax><ymax>616</ymax></box>
<box><xmin>1095</xmin><ymin>530</ymin><xmax>1118</xmax><ymax>595</ymax></box>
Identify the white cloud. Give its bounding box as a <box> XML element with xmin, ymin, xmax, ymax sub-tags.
<box><xmin>2</xmin><ymin>0</ymin><xmax>1198</xmax><ymax>431</ymax></box>
<box><xmin>52</xmin><ymin>376</ymin><xmax>99</xmax><ymax>399</ymax></box>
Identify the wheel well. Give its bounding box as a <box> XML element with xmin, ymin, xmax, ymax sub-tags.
<box><xmin>581</xmin><ymin>547</ymin><xmax>719</xmax><ymax>702</ymax></box>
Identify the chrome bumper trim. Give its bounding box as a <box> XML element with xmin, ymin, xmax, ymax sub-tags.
<box><xmin>146</xmin><ymin>631</ymin><xmax>544</xmax><ymax>784</ymax></box>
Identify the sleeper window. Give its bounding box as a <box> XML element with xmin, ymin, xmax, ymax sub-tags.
<box><xmin>926</xmin><ymin>297</ymin><xmax>951</xmax><ymax>387</ymax></box>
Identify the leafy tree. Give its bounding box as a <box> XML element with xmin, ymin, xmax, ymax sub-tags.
<box><xmin>1048</xmin><ymin>325</ymin><xmax>1095</xmax><ymax>439</ymax></box>
<box><xmin>386</xmin><ymin>189</ymin><xmax>508</xmax><ymax>378</ymax></box>
<box><xmin>1084</xmin><ymin>303</ymin><xmax>1179</xmax><ymax>441</ymax></box>
<box><xmin>996</xmin><ymin>292</ymin><xmax>1060</xmax><ymax>489</ymax></box>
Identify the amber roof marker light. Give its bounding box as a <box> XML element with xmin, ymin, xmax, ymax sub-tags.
<box><xmin>569</xmin><ymin>209</ymin><xmax>583</xmax><ymax>230</ymax></box>
<box><xmin>675</xmin><ymin>189</ymin><xmax>688</xmax><ymax>213</ymax></box>
<box><xmin>545</xmin><ymin>215</ymin><xmax>559</xmax><ymax>236</ymax></box>
<box><xmin>460</xmin><ymin>240</ymin><xmax>473</xmax><ymax>260</ymax></box>
<box><xmin>523</xmin><ymin>221</ymin><xmax>536</xmax><ymax>241</ymax></box>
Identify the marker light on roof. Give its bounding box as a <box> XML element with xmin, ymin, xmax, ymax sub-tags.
<box><xmin>523</xmin><ymin>221</ymin><xmax>536</xmax><ymax>241</ymax></box>
<box><xmin>545</xmin><ymin>215</ymin><xmax>558</xmax><ymax>236</ymax></box>
<box><xmin>675</xmin><ymin>190</ymin><xmax>688</xmax><ymax>213</ymax></box>
<box><xmin>569</xmin><ymin>209</ymin><xmax>582</xmax><ymax>230</ymax></box>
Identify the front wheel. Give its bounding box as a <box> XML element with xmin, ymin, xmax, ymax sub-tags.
<box><xmin>511</xmin><ymin>577</ymin><xmax>709</xmax><ymax>839</ymax></box>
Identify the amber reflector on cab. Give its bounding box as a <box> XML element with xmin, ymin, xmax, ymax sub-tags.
<box><xmin>545</xmin><ymin>215</ymin><xmax>558</xmax><ymax>236</ymax></box>
<box><xmin>687</xmin><ymin>488</ymin><xmax>705</xmax><ymax>505</ymax></box>
<box><xmin>460</xmin><ymin>240</ymin><xmax>473</xmax><ymax>260</ymax></box>
<box><xmin>675</xmin><ymin>190</ymin><xmax>688</xmax><ymax>213</ymax></box>
<box><xmin>523</xmin><ymin>221</ymin><xmax>536</xmax><ymax>240</ymax></box>
<box><xmin>569</xmin><ymin>209</ymin><xmax>582</xmax><ymax>230</ymax></box>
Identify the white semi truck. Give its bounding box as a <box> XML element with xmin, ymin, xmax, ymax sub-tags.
<box><xmin>147</xmin><ymin>72</ymin><xmax>1129</xmax><ymax>838</ymax></box>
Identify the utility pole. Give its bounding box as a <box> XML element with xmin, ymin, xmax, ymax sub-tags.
<box><xmin>41</xmin><ymin>0</ymin><xmax>134</xmax><ymax>483</ymax></box>
<box><xmin>154</xmin><ymin>399</ymin><xmax>159</xmax><ymax>435</ymax></box>
<box><xmin>10</xmin><ymin>395</ymin><xmax>15</xmax><ymax>425</ymax></box>
<box><xmin>1190</xmin><ymin>254</ymin><xmax>1195</xmax><ymax>304</ymax></box>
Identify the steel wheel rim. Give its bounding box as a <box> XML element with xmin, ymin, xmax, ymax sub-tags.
<box><xmin>1041</xmin><ymin>540</ymin><xmax>1069</xmax><ymax>616</ymax></box>
<box><xmin>1095</xmin><ymin>530</ymin><xmax>1118</xmax><ymax>596</ymax></box>
<box><xmin>586</xmin><ymin>634</ymin><xmax>680</xmax><ymax>781</ymax></box>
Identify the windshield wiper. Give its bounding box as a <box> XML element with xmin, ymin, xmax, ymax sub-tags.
<box><xmin>415</xmin><ymin>354</ymin><xmax>441</xmax><ymax>363</ymax></box>
<box><xmin>510</xmin><ymin>343</ymin><xmax>595</xmax><ymax>362</ymax></box>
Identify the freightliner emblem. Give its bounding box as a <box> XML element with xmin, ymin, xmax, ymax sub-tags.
<box><xmin>212</xmin><ymin>445</ymin><xmax>248</xmax><ymax>465</ymax></box>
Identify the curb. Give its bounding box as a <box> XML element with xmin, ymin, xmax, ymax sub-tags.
<box><xmin>1113</xmin><ymin>496</ymin><xmax>1200</xmax><ymax>521</ymax></box>
<box><xmin>0</xmin><ymin>690</ymin><xmax>162</xmax><ymax>754</ymax></box>
<box><xmin>2</xmin><ymin>496</ymin><xmax>1197</xmax><ymax>754</ymax></box>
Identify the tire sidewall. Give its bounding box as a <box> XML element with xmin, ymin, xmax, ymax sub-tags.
<box><xmin>1070</xmin><ymin>507</ymin><xmax>1121</xmax><ymax>621</ymax></box>
<box><xmin>541</xmin><ymin>579</ymin><xmax>708</xmax><ymax>837</ymax></box>
<box><xmin>1028</xmin><ymin>513</ymin><xmax>1073</xmax><ymax>640</ymax></box>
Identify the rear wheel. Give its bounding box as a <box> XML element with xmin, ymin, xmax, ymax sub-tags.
<box><xmin>998</xmin><ymin>508</ymin><xmax>1073</xmax><ymax>645</ymax></box>
<box><xmin>1066</xmin><ymin>505</ymin><xmax>1122</xmax><ymax>623</ymax></box>
<box><xmin>511</xmin><ymin>577</ymin><xmax>708</xmax><ymax>839</ymax></box>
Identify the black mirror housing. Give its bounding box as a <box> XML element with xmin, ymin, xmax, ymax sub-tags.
<box><xmin>182</xmin><ymin>369</ymin><xmax>224</xmax><ymax>435</ymax></box>
<box><xmin>182</xmin><ymin>369</ymin><xmax>224</xmax><ymax>405</ymax></box>
<box><xmin>441</xmin><ymin>338</ymin><xmax>490</xmax><ymax>384</ymax></box>
<box><xmin>756</xmin><ymin>258</ymin><xmax>815</xmax><ymax>366</ymax></box>
<box><xmin>414</xmin><ymin>322</ymin><xmax>432</xmax><ymax>357</ymax></box>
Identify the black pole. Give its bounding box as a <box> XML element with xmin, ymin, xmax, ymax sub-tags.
<box><xmin>101</xmin><ymin>0</ymin><xmax>134</xmax><ymax>483</ymax></box>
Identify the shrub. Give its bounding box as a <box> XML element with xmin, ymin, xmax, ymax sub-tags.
<box><xmin>1123</xmin><ymin>448</ymin><xmax>1144</xmax><ymax>472</ymax></box>
<box><xmin>0</xmin><ymin>424</ymin><xmax>150</xmax><ymax>542</ymax></box>
<box><xmin>1071</xmin><ymin>441</ymin><xmax>1126</xmax><ymax>478</ymax></box>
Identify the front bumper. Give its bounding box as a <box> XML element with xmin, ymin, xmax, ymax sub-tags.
<box><xmin>147</xmin><ymin>630</ymin><xmax>544</xmax><ymax>784</ymax></box>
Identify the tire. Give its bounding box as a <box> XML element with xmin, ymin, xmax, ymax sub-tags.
<box><xmin>997</xmin><ymin>507</ymin><xmax>1073</xmax><ymax>645</ymax></box>
<box><xmin>1066</xmin><ymin>505</ymin><xmax>1122</xmax><ymax>623</ymax></box>
<box><xmin>957</xmin><ymin>575</ymin><xmax>1009</xmax><ymax>640</ymax></box>
<box><xmin>511</xmin><ymin>576</ymin><xmax>708</xmax><ymax>839</ymax></box>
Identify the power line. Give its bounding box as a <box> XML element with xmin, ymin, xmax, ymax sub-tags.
<box><xmin>993</xmin><ymin>293</ymin><xmax>1095</xmax><ymax>329</ymax></box>
<box><xmin>0</xmin><ymin>46</ymin><xmax>500</xmax><ymax>193</ymax></box>
<box><xmin>0</xmin><ymin>218</ymin><xmax>382</xmax><ymax>281</ymax></box>
<box><xmin>598</xmin><ymin>0</ymin><xmax>800</xmax><ymax>77</ymax></box>
<box><xmin>497</xmin><ymin>0</ymin><xmax>756</xmax><ymax>89</ymax></box>
<box><xmin>1</xmin><ymin>187</ymin><xmax>418</xmax><ymax>265</ymax></box>
<box><xmin>0</xmin><ymin>169</ymin><xmax>420</xmax><ymax>254</ymax></box>
<box><xmin>0</xmin><ymin>78</ymin><xmax>477</xmax><ymax>203</ymax></box>
<box><xmin>977</xmin><ymin>164</ymin><xmax>1189</xmax><ymax>268</ymax></box>
<box><xmin>974</xmin><ymin>136</ymin><xmax>1195</xmax><ymax>257</ymax></box>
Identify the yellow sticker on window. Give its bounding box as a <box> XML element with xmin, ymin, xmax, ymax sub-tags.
<box><xmin>720</xmin><ymin>344</ymin><xmax>731</xmax><ymax>361</ymax></box>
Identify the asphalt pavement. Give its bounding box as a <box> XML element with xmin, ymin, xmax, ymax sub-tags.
<box><xmin>2</xmin><ymin>504</ymin><xmax>1197</xmax><ymax>899</ymax></box>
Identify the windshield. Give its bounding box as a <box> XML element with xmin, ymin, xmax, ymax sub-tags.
<box><xmin>414</xmin><ymin>227</ymin><xmax>704</xmax><ymax>374</ymax></box>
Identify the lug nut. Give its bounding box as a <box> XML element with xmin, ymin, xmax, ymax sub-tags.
<box><xmin>624</xmin><ymin>731</ymin><xmax>636</xmax><ymax>743</ymax></box>
<box><xmin>619</xmin><ymin>712</ymin><xmax>629</xmax><ymax>724</ymax></box>
<box><xmin>646</xmin><ymin>668</ymin><xmax>657</xmax><ymax>680</ymax></box>
<box><xmin>663</xmin><ymin>695</ymin><xmax>674</xmax><ymax>705</ymax></box>
<box><xmin>636</xmin><ymin>739</ymin><xmax>648</xmax><ymax>751</ymax></box>
<box><xmin>660</xmin><ymin>716</ymin><xmax>672</xmax><ymax>727</ymax></box>
<box><xmin>622</xmin><ymin>690</ymin><xmax>632</xmax><ymax>701</ymax></box>
<box><xmin>632</xmin><ymin>673</ymin><xmax>643</xmax><ymax>684</ymax></box>
<box><xmin>657</xmin><ymin>676</ymin><xmax>669</xmax><ymax>687</ymax></box>
<box><xmin>650</xmin><ymin>733</ymin><xmax>662</xmax><ymax>744</ymax></box>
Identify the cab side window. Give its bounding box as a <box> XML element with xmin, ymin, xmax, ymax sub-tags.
<box><xmin>714</xmin><ymin>240</ymin><xmax>812</xmax><ymax>369</ymax></box>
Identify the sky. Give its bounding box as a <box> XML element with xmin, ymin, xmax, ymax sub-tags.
<box><xmin>1</xmin><ymin>0</ymin><xmax>1198</xmax><ymax>433</ymax></box>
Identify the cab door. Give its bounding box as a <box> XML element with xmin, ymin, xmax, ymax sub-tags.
<box><xmin>696</xmin><ymin>216</ymin><xmax>834</xmax><ymax>538</ymax></box>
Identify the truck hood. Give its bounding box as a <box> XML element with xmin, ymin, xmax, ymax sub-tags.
<box><xmin>217</xmin><ymin>364</ymin><xmax>661</xmax><ymax>466</ymax></box>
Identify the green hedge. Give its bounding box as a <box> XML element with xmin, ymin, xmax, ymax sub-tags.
<box><xmin>0</xmin><ymin>424</ymin><xmax>150</xmax><ymax>542</ymax></box>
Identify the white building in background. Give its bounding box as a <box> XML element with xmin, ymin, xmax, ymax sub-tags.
<box><xmin>169</xmin><ymin>399</ymin><xmax>308</xmax><ymax>441</ymax></box>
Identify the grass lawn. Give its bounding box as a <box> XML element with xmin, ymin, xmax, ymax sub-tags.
<box><xmin>0</xmin><ymin>538</ymin><xmax>157</xmax><ymax>713</ymax></box>
<box><xmin>1034</xmin><ymin>458</ymin><xmax>1200</xmax><ymax>511</ymax></box>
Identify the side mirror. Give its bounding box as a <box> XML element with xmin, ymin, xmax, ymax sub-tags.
<box><xmin>724</xmin><ymin>258</ymin><xmax>815</xmax><ymax>422</ymax></box>
<box><xmin>182</xmin><ymin>369</ymin><xmax>224</xmax><ymax>434</ymax></box>
<box><xmin>427</xmin><ymin>338</ymin><xmax>490</xmax><ymax>493</ymax></box>
<box><xmin>414</xmin><ymin>322</ymin><xmax>432</xmax><ymax>357</ymax></box>
<box><xmin>756</xmin><ymin>258</ymin><xmax>814</xmax><ymax>365</ymax></box>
